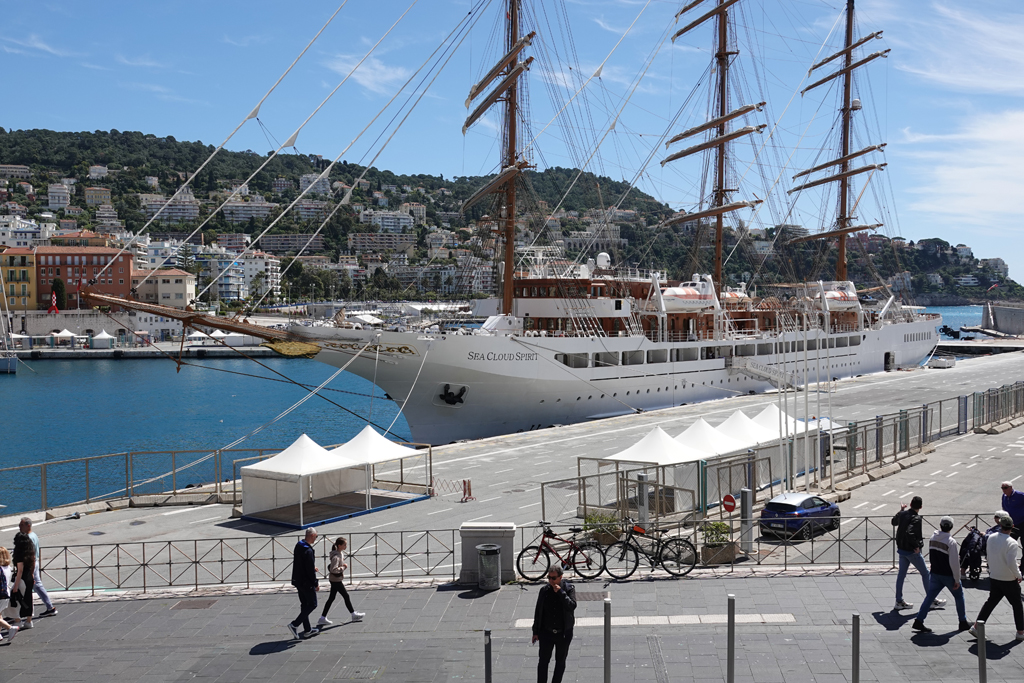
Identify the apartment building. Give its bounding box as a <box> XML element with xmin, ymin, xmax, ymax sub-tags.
<box><xmin>48</xmin><ymin>184</ymin><xmax>71</xmax><ymax>210</ymax></box>
<box><xmin>216</xmin><ymin>233</ymin><xmax>251</xmax><ymax>253</ymax></box>
<box><xmin>84</xmin><ymin>187</ymin><xmax>112</xmax><ymax>206</ymax></box>
<box><xmin>359</xmin><ymin>209</ymin><xmax>413</xmax><ymax>233</ymax></box>
<box><xmin>222</xmin><ymin>196</ymin><xmax>277</xmax><ymax>224</ymax></box>
<box><xmin>242</xmin><ymin>251</ymin><xmax>280</xmax><ymax>300</ymax></box>
<box><xmin>194</xmin><ymin>247</ymin><xmax>247</xmax><ymax>301</ymax></box>
<box><xmin>299</xmin><ymin>174</ymin><xmax>331</xmax><ymax>196</ymax></box>
<box><xmin>35</xmin><ymin>246</ymin><xmax>134</xmax><ymax>309</ymax></box>
<box><xmin>139</xmin><ymin>188</ymin><xmax>200</xmax><ymax>223</ymax></box>
<box><xmin>347</xmin><ymin>232</ymin><xmax>417</xmax><ymax>254</ymax></box>
<box><xmin>296</xmin><ymin>200</ymin><xmax>329</xmax><ymax>221</ymax></box>
<box><xmin>0</xmin><ymin>165</ymin><xmax>30</xmax><ymax>179</ymax></box>
<box><xmin>259</xmin><ymin>233</ymin><xmax>325</xmax><ymax>254</ymax></box>
<box><xmin>3</xmin><ymin>247</ymin><xmax>35</xmax><ymax>310</ymax></box>
<box><xmin>131</xmin><ymin>268</ymin><xmax>197</xmax><ymax>309</ymax></box>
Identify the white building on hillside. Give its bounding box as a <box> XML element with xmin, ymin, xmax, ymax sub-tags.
<box><xmin>359</xmin><ymin>209</ymin><xmax>413</xmax><ymax>233</ymax></box>
<box><xmin>299</xmin><ymin>174</ymin><xmax>332</xmax><ymax>196</ymax></box>
<box><xmin>243</xmin><ymin>251</ymin><xmax>281</xmax><ymax>301</ymax></box>
<box><xmin>48</xmin><ymin>184</ymin><xmax>71</xmax><ymax>210</ymax></box>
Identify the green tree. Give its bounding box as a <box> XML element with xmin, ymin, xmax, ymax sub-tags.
<box><xmin>52</xmin><ymin>277</ymin><xmax>67</xmax><ymax>309</ymax></box>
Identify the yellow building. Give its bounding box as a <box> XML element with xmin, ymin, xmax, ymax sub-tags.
<box><xmin>84</xmin><ymin>187</ymin><xmax>111</xmax><ymax>206</ymax></box>
<box><xmin>3</xmin><ymin>247</ymin><xmax>35</xmax><ymax>310</ymax></box>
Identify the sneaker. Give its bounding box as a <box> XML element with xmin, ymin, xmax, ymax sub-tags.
<box><xmin>7</xmin><ymin>626</ymin><xmax>16</xmax><ymax>641</ymax></box>
<box><xmin>969</xmin><ymin>625</ymin><xmax>978</xmax><ymax>638</ymax></box>
<box><xmin>1016</xmin><ymin>631</ymin><xmax>1024</xmax><ymax>641</ymax></box>
<box><xmin>40</xmin><ymin>608</ymin><xmax>57</xmax><ymax>617</ymax></box>
<box><xmin>317</xmin><ymin>616</ymin><xmax>332</xmax><ymax>626</ymax></box>
<box><xmin>300</xmin><ymin>628</ymin><xmax>318</xmax><ymax>638</ymax></box>
<box><xmin>958</xmin><ymin>620</ymin><xmax>972</xmax><ymax>631</ymax></box>
<box><xmin>912</xmin><ymin>620</ymin><xmax>932</xmax><ymax>633</ymax></box>
<box><xmin>20</xmin><ymin>622</ymin><xmax>32</xmax><ymax>630</ymax></box>
<box><xmin>287</xmin><ymin>623</ymin><xmax>300</xmax><ymax>639</ymax></box>
<box><xmin>894</xmin><ymin>599</ymin><xmax>913</xmax><ymax>610</ymax></box>
<box><xmin>931</xmin><ymin>598</ymin><xmax>947</xmax><ymax>608</ymax></box>
<box><xmin>351</xmin><ymin>611</ymin><xmax>365</xmax><ymax>622</ymax></box>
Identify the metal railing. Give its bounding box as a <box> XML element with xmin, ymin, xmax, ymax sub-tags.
<box><xmin>0</xmin><ymin>448</ymin><xmax>283</xmax><ymax>514</ymax></box>
<box><xmin>42</xmin><ymin>528</ymin><xmax>458</xmax><ymax>596</ymax></box>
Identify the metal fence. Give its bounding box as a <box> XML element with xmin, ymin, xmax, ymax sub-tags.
<box><xmin>40</xmin><ymin>512</ymin><xmax>1003</xmax><ymax>597</ymax></box>
<box><xmin>41</xmin><ymin>528</ymin><xmax>459</xmax><ymax>596</ymax></box>
<box><xmin>0</xmin><ymin>448</ymin><xmax>282</xmax><ymax>513</ymax></box>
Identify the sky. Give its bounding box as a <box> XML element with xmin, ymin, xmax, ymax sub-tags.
<box><xmin>2</xmin><ymin>0</ymin><xmax>1022</xmax><ymax>279</ymax></box>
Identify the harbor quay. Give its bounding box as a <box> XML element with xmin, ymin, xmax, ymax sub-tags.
<box><xmin>5</xmin><ymin>350</ymin><xmax>1024</xmax><ymax>680</ymax></box>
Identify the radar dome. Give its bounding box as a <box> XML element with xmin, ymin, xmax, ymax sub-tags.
<box><xmin>596</xmin><ymin>252</ymin><xmax>611</xmax><ymax>268</ymax></box>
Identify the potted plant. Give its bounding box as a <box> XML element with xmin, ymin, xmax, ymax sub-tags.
<box><xmin>583</xmin><ymin>510</ymin><xmax>621</xmax><ymax>545</ymax></box>
<box><xmin>700</xmin><ymin>521</ymin><xmax>740</xmax><ymax>565</ymax></box>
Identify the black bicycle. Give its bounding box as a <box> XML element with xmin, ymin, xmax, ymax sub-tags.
<box><xmin>604</xmin><ymin>518</ymin><xmax>697</xmax><ymax>579</ymax></box>
<box><xmin>517</xmin><ymin>521</ymin><xmax>606</xmax><ymax>580</ymax></box>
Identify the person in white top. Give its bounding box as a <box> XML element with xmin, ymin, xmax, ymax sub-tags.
<box><xmin>971</xmin><ymin>513</ymin><xmax>1024</xmax><ymax>640</ymax></box>
<box><xmin>0</xmin><ymin>546</ymin><xmax>18</xmax><ymax>643</ymax></box>
<box><xmin>317</xmin><ymin>538</ymin><xmax>364</xmax><ymax>626</ymax></box>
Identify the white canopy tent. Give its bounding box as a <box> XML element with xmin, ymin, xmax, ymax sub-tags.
<box><xmin>715</xmin><ymin>410</ymin><xmax>779</xmax><ymax>445</ymax></box>
<box><xmin>752</xmin><ymin>404</ymin><xmax>800</xmax><ymax>436</ymax></box>
<box><xmin>240</xmin><ymin>434</ymin><xmax>361</xmax><ymax>527</ymax></box>
<box><xmin>53</xmin><ymin>329</ymin><xmax>75</xmax><ymax>338</ymax></box>
<box><xmin>329</xmin><ymin>425</ymin><xmax>425</xmax><ymax>511</ymax></box>
<box><xmin>675</xmin><ymin>418</ymin><xmax>746</xmax><ymax>456</ymax></box>
<box><xmin>604</xmin><ymin>427</ymin><xmax>705</xmax><ymax>466</ymax></box>
<box><xmin>91</xmin><ymin>330</ymin><xmax>115</xmax><ymax>349</ymax></box>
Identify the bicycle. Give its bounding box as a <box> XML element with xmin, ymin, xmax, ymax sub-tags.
<box><xmin>603</xmin><ymin>517</ymin><xmax>697</xmax><ymax>579</ymax></box>
<box><xmin>517</xmin><ymin>521</ymin><xmax>606</xmax><ymax>580</ymax></box>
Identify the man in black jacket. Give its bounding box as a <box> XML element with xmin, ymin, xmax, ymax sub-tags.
<box><xmin>288</xmin><ymin>528</ymin><xmax>320</xmax><ymax>639</ymax></box>
<box><xmin>892</xmin><ymin>496</ymin><xmax>944</xmax><ymax>611</ymax></box>
<box><xmin>531</xmin><ymin>565</ymin><xmax>577</xmax><ymax>683</ymax></box>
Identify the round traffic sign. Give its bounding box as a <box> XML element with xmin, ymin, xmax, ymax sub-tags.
<box><xmin>722</xmin><ymin>494</ymin><xmax>736</xmax><ymax>512</ymax></box>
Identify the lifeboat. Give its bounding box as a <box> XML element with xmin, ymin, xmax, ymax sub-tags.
<box><xmin>661</xmin><ymin>274</ymin><xmax>717</xmax><ymax>311</ymax></box>
<box><xmin>816</xmin><ymin>282</ymin><xmax>861</xmax><ymax>310</ymax></box>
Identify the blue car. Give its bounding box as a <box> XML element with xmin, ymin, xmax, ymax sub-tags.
<box><xmin>759</xmin><ymin>492</ymin><xmax>841</xmax><ymax>540</ymax></box>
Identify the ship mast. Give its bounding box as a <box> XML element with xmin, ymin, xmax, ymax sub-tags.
<box><xmin>661</xmin><ymin>0</ymin><xmax>762</xmax><ymax>293</ymax></box>
<box><xmin>459</xmin><ymin>0</ymin><xmax>534</xmax><ymax>316</ymax></box>
<box><xmin>787</xmin><ymin>0</ymin><xmax>890</xmax><ymax>279</ymax></box>
<box><xmin>502</xmin><ymin>0</ymin><xmax>519</xmax><ymax>315</ymax></box>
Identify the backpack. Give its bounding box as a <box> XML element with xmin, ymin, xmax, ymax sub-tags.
<box><xmin>0</xmin><ymin>568</ymin><xmax>8</xmax><ymax>601</ymax></box>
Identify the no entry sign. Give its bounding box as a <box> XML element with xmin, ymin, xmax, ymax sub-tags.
<box><xmin>722</xmin><ymin>494</ymin><xmax>736</xmax><ymax>512</ymax></box>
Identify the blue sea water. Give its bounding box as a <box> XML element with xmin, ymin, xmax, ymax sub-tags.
<box><xmin>1</xmin><ymin>357</ymin><xmax>410</xmax><ymax>512</ymax></box>
<box><xmin>924</xmin><ymin>305</ymin><xmax>983</xmax><ymax>338</ymax></box>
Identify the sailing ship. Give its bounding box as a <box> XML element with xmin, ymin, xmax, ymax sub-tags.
<box><xmin>85</xmin><ymin>0</ymin><xmax>939</xmax><ymax>444</ymax></box>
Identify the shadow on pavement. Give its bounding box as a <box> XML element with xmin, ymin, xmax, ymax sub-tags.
<box><xmin>968</xmin><ymin>638</ymin><xmax>1022</xmax><ymax>660</ymax></box>
<box><xmin>871</xmin><ymin>610</ymin><xmax>916</xmax><ymax>631</ymax></box>
<box><xmin>250</xmin><ymin>639</ymin><xmax>300</xmax><ymax>655</ymax></box>
<box><xmin>909</xmin><ymin>630</ymin><xmax>960</xmax><ymax>647</ymax></box>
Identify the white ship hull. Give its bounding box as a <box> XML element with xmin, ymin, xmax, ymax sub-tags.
<box><xmin>293</xmin><ymin>318</ymin><xmax>939</xmax><ymax>445</ymax></box>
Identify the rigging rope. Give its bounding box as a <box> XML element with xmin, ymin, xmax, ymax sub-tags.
<box><xmin>93</xmin><ymin>2</ymin><xmax>348</xmax><ymax>282</ymax></box>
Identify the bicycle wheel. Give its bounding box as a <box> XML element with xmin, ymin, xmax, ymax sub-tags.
<box><xmin>659</xmin><ymin>538</ymin><xmax>698</xmax><ymax>577</ymax></box>
<box><xmin>569</xmin><ymin>542</ymin><xmax>605</xmax><ymax>580</ymax></box>
<box><xmin>517</xmin><ymin>545</ymin><xmax>552</xmax><ymax>581</ymax></box>
<box><xmin>603</xmin><ymin>541</ymin><xmax>639</xmax><ymax>580</ymax></box>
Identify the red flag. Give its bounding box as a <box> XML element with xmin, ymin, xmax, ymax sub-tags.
<box><xmin>988</xmin><ymin>283</ymin><xmax>999</xmax><ymax>291</ymax></box>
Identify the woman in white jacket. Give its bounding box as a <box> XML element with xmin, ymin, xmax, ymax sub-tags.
<box><xmin>0</xmin><ymin>547</ymin><xmax>18</xmax><ymax>643</ymax></box>
<box><xmin>317</xmin><ymin>538</ymin><xmax>365</xmax><ymax>626</ymax></box>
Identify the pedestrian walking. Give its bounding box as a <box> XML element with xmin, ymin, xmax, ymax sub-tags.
<box><xmin>10</xmin><ymin>532</ymin><xmax>35</xmax><ymax>630</ymax></box>
<box><xmin>970</xmin><ymin>512</ymin><xmax>1024</xmax><ymax>640</ymax></box>
<box><xmin>1000</xmin><ymin>482</ymin><xmax>1024</xmax><ymax>530</ymax></box>
<box><xmin>318</xmin><ymin>538</ymin><xmax>364</xmax><ymax>626</ymax></box>
<box><xmin>913</xmin><ymin>516</ymin><xmax>970</xmax><ymax>633</ymax></box>
<box><xmin>892</xmin><ymin>496</ymin><xmax>944</xmax><ymax>610</ymax></box>
<box><xmin>531</xmin><ymin>565</ymin><xmax>577</xmax><ymax>683</ymax></box>
<box><xmin>18</xmin><ymin>518</ymin><xmax>55</xmax><ymax>617</ymax></box>
<box><xmin>0</xmin><ymin>547</ymin><xmax>18</xmax><ymax>644</ymax></box>
<box><xmin>287</xmin><ymin>528</ymin><xmax>320</xmax><ymax>640</ymax></box>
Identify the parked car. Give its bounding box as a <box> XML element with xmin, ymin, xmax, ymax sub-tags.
<box><xmin>759</xmin><ymin>492</ymin><xmax>840</xmax><ymax>540</ymax></box>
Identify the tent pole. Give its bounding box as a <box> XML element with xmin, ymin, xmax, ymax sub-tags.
<box><xmin>365</xmin><ymin>465</ymin><xmax>372</xmax><ymax>511</ymax></box>
<box><xmin>299</xmin><ymin>476</ymin><xmax>304</xmax><ymax>528</ymax></box>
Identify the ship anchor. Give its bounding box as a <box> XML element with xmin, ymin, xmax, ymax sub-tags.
<box><xmin>440</xmin><ymin>384</ymin><xmax>468</xmax><ymax>405</ymax></box>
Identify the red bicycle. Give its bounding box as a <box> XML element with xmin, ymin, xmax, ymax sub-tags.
<box><xmin>517</xmin><ymin>521</ymin><xmax>606</xmax><ymax>580</ymax></box>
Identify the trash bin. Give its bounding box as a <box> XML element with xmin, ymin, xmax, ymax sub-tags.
<box><xmin>476</xmin><ymin>543</ymin><xmax>501</xmax><ymax>591</ymax></box>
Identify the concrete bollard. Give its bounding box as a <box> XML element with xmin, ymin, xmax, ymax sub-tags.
<box><xmin>484</xmin><ymin>628</ymin><xmax>492</xmax><ymax>683</ymax></box>
<box><xmin>852</xmin><ymin>613</ymin><xmax>860</xmax><ymax>683</ymax></box>
<box><xmin>604</xmin><ymin>596</ymin><xmax>611</xmax><ymax>683</ymax></box>
<box><xmin>977</xmin><ymin>621</ymin><xmax>987</xmax><ymax>683</ymax></box>
<box><xmin>727</xmin><ymin>594</ymin><xmax>735</xmax><ymax>683</ymax></box>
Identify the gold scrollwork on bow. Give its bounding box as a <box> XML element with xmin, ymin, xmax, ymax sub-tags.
<box><xmin>325</xmin><ymin>342</ymin><xmax>418</xmax><ymax>356</ymax></box>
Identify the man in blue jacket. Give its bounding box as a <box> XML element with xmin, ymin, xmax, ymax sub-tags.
<box><xmin>288</xmin><ymin>528</ymin><xmax>320</xmax><ymax>639</ymax></box>
<box><xmin>1001</xmin><ymin>481</ymin><xmax>1024</xmax><ymax>529</ymax></box>
<box><xmin>532</xmin><ymin>565</ymin><xmax>577</xmax><ymax>683</ymax></box>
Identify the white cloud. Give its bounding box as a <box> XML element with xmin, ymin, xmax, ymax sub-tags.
<box><xmin>901</xmin><ymin>110</ymin><xmax>1024</xmax><ymax>227</ymax></box>
<box><xmin>324</xmin><ymin>55</ymin><xmax>410</xmax><ymax>96</ymax></box>
<box><xmin>870</xmin><ymin>2</ymin><xmax>1024</xmax><ymax>96</ymax></box>
<box><xmin>3</xmin><ymin>33</ymin><xmax>77</xmax><ymax>57</ymax></box>
<box><xmin>116</xmin><ymin>54</ymin><xmax>167</xmax><ymax>69</ymax></box>
<box><xmin>594</xmin><ymin>17</ymin><xmax>624</xmax><ymax>34</ymax></box>
<box><xmin>80</xmin><ymin>62</ymin><xmax>109</xmax><ymax>71</ymax></box>
<box><xmin>120</xmin><ymin>82</ymin><xmax>205</xmax><ymax>105</ymax></box>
